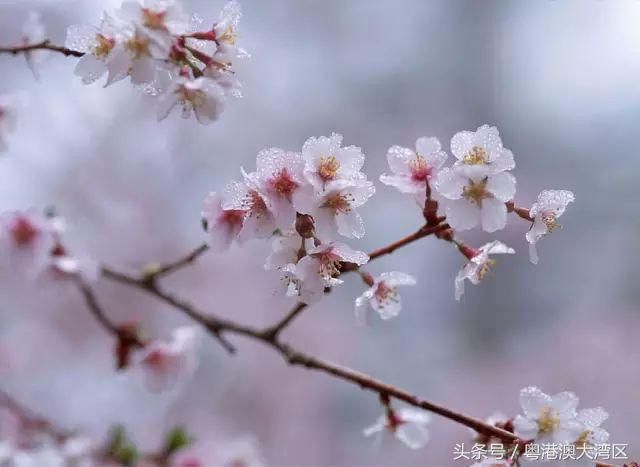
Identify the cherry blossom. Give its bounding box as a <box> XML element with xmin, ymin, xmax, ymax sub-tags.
<box><xmin>212</xmin><ymin>1</ymin><xmax>249</xmax><ymax>62</ymax></box>
<box><xmin>513</xmin><ymin>386</ymin><xmax>584</xmax><ymax>444</ymax></box>
<box><xmin>157</xmin><ymin>75</ymin><xmax>226</xmax><ymax>124</ymax></box>
<box><xmin>380</xmin><ymin>137</ymin><xmax>448</xmax><ymax>206</ymax></box>
<box><xmin>301</xmin><ymin>133</ymin><xmax>366</xmax><ymax>191</ymax></box>
<box><xmin>436</xmin><ymin>169</ymin><xmax>516</xmax><ymax>233</ymax></box>
<box><xmin>221</xmin><ymin>177</ymin><xmax>276</xmax><ymax>244</ymax></box>
<box><xmin>363</xmin><ymin>407</ymin><xmax>430</xmax><ymax>449</ymax></box>
<box><xmin>450</xmin><ymin>125</ymin><xmax>515</xmax><ymax>178</ymax></box>
<box><xmin>454</xmin><ymin>241</ymin><xmax>515</xmax><ymax>300</ymax></box>
<box><xmin>0</xmin><ymin>210</ymin><xmax>59</xmax><ymax>275</ymax></box>
<box><xmin>0</xmin><ymin>93</ymin><xmax>22</xmax><ymax>152</ymax></box>
<box><xmin>106</xmin><ymin>23</ymin><xmax>171</xmax><ymax>85</ymax></box>
<box><xmin>138</xmin><ymin>326</ymin><xmax>200</xmax><ymax>393</ymax></box>
<box><xmin>116</xmin><ymin>0</ymin><xmax>189</xmax><ymax>37</ymax></box>
<box><xmin>526</xmin><ymin>189</ymin><xmax>575</xmax><ymax>264</ymax></box>
<box><xmin>65</xmin><ymin>13</ymin><xmax>122</xmax><ymax>85</ymax></box>
<box><xmin>295</xmin><ymin>242</ymin><xmax>369</xmax><ymax>303</ymax></box>
<box><xmin>249</xmin><ymin>148</ymin><xmax>306</xmax><ymax>229</ymax></box>
<box><xmin>294</xmin><ymin>179</ymin><xmax>375</xmax><ymax>240</ymax></box>
<box><xmin>354</xmin><ymin>272</ymin><xmax>416</xmax><ymax>323</ymax></box>
<box><xmin>202</xmin><ymin>192</ymin><xmax>245</xmax><ymax>252</ymax></box>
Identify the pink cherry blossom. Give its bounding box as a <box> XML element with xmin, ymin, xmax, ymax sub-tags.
<box><xmin>293</xmin><ymin>179</ymin><xmax>375</xmax><ymax>240</ymax></box>
<box><xmin>380</xmin><ymin>137</ymin><xmax>448</xmax><ymax>206</ymax></box>
<box><xmin>436</xmin><ymin>169</ymin><xmax>516</xmax><ymax>232</ymax></box>
<box><xmin>213</xmin><ymin>1</ymin><xmax>249</xmax><ymax>62</ymax></box>
<box><xmin>138</xmin><ymin>326</ymin><xmax>200</xmax><ymax>393</ymax></box>
<box><xmin>202</xmin><ymin>192</ymin><xmax>245</xmax><ymax>252</ymax></box>
<box><xmin>0</xmin><ymin>210</ymin><xmax>58</xmax><ymax>276</ymax></box>
<box><xmin>363</xmin><ymin>407</ymin><xmax>430</xmax><ymax>450</ymax></box>
<box><xmin>354</xmin><ymin>272</ymin><xmax>416</xmax><ymax>323</ymax></box>
<box><xmin>301</xmin><ymin>133</ymin><xmax>365</xmax><ymax>191</ymax></box>
<box><xmin>295</xmin><ymin>242</ymin><xmax>369</xmax><ymax>303</ymax></box>
<box><xmin>455</xmin><ymin>241</ymin><xmax>515</xmax><ymax>300</ymax></box>
<box><xmin>221</xmin><ymin>177</ymin><xmax>276</xmax><ymax>244</ymax></box>
<box><xmin>249</xmin><ymin>148</ymin><xmax>305</xmax><ymax>229</ymax></box>
<box><xmin>450</xmin><ymin>124</ymin><xmax>515</xmax><ymax>178</ymax></box>
<box><xmin>157</xmin><ymin>76</ymin><xmax>226</xmax><ymax>125</ymax></box>
<box><xmin>526</xmin><ymin>189</ymin><xmax>575</xmax><ymax>264</ymax></box>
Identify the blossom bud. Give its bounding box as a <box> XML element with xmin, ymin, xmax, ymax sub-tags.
<box><xmin>295</xmin><ymin>213</ymin><xmax>315</xmax><ymax>239</ymax></box>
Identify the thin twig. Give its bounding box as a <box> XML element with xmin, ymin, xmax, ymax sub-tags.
<box><xmin>262</xmin><ymin>302</ymin><xmax>307</xmax><ymax>339</ymax></box>
<box><xmin>0</xmin><ymin>40</ymin><xmax>84</xmax><ymax>57</ymax></box>
<box><xmin>147</xmin><ymin>244</ymin><xmax>209</xmax><ymax>280</ymax></box>
<box><xmin>0</xmin><ymin>388</ymin><xmax>71</xmax><ymax>441</ymax></box>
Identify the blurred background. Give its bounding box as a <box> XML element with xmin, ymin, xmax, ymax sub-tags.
<box><xmin>0</xmin><ymin>0</ymin><xmax>639</xmax><ymax>465</ymax></box>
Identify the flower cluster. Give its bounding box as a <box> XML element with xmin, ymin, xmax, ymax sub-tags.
<box><xmin>0</xmin><ymin>209</ymin><xmax>96</xmax><ymax>281</ymax></box>
<box><xmin>65</xmin><ymin>0</ymin><xmax>247</xmax><ymax>124</ymax></box>
<box><xmin>469</xmin><ymin>386</ymin><xmax>610</xmax><ymax>466</ymax></box>
<box><xmin>381</xmin><ymin>125</ymin><xmax>574</xmax><ymax>299</ymax></box>
<box><xmin>202</xmin><ymin>133</ymin><xmax>385</xmax><ymax>307</ymax></box>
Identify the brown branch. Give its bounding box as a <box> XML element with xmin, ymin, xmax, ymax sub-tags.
<box><xmin>77</xmin><ymin>219</ymin><xmax>523</xmax><ymax>445</ymax></box>
<box><xmin>145</xmin><ymin>244</ymin><xmax>210</xmax><ymax>280</ymax></box>
<box><xmin>80</xmin><ymin>270</ymin><xmax>519</xmax><ymax>444</ymax></box>
<box><xmin>0</xmin><ymin>388</ymin><xmax>72</xmax><ymax>441</ymax></box>
<box><xmin>367</xmin><ymin>222</ymin><xmax>450</xmax><ymax>262</ymax></box>
<box><xmin>0</xmin><ymin>40</ymin><xmax>84</xmax><ymax>57</ymax></box>
<box><xmin>262</xmin><ymin>302</ymin><xmax>307</xmax><ymax>339</ymax></box>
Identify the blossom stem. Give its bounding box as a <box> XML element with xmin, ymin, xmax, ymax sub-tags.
<box><xmin>0</xmin><ymin>40</ymin><xmax>84</xmax><ymax>57</ymax></box>
<box><xmin>505</xmin><ymin>201</ymin><xmax>533</xmax><ymax>222</ymax></box>
<box><xmin>366</xmin><ymin>222</ymin><xmax>449</xmax><ymax>262</ymax></box>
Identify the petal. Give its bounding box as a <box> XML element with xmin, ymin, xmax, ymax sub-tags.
<box><xmin>395</xmin><ymin>423</ymin><xmax>429</xmax><ymax>449</ymax></box>
<box><xmin>354</xmin><ymin>293</ymin><xmax>372</xmax><ymax>325</ymax></box>
<box><xmin>454</xmin><ymin>270</ymin><xmax>466</xmax><ymax>301</ymax></box>
<box><xmin>483</xmin><ymin>240</ymin><xmax>515</xmax><ymax>256</ymax></box>
<box><xmin>379</xmin><ymin>174</ymin><xmax>422</xmax><ymax>194</ymax></box>
<box><xmin>379</xmin><ymin>271</ymin><xmax>417</xmax><ymax>287</ymax></box>
<box><xmin>362</xmin><ymin>417</ymin><xmax>386</xmax><ymax>437</ymax></box>
<box><xmin>330</xmin><ymin>242</ymin><xmax>369</xmax><ymax>265</ymax></box>
<box><xmin>386</xmin><ymin>145</ymin><xmax>414</xmax><ymax>175</ymax></box>
<box><xmin>415</xmin><ymin>136</ymin><xmax>441</xmax><ymax>157</ymax></box>
<box><xmin>528</xmin><ymin>242</ymin><xmax>539</xmax><ymax>265</ymax></box>
<box><xmin>486</xmin><ymin>172</ymin><xmax>516</xmax><ymax>201</ymax></box>
<box><xmin>374</xmin><ymin>294</ymin><xmax>402</xmax><ymax>320</ymax></box>
<box><xmin>480</xmin><ymin>199</ymin><xmax>507</xmax><ymax>233</ymax></box>
<box><xmin>444</xmin><ymin>198</ymin><xmax>481</xmax><ymax>231</ymax></box>
<box><xmin>555</xmin><ymin>419</ymin><xmax>585</xmax><ymax>444</ymax></box>
<box><xmin>551</xmin><ymin>391</ymin><xmax>579</xmax><ymax>418</ymax></box>
<box><xmin>434</xmin><ymin>168</ymin><xmax>465</xmax><ymax>199</ymax></box>
<box><xmin>450</xmin><ymin>129</ymin><xmax>476</xmax><ymax>160</ymax></box>
<box><xmin>336</xmin><ymin>143</ymin><xmax>365</xmax><ymax>177</ymax></box>
<box><xmin>156</xmin><ymin>90</ymin><xmax>178</xmax><ymax>121</ymax></box>
<box><xmin>513</xmin><ymin>415</ymin><xmax>539</xmax><ymax>440</ymax></box>
<box><xmin>490</xmin><ymin>149</ymin><xmax>515</xmax><ymax>173</ymax></box>
<box><xmin>335</xmin><ymin>209</ymin><xmax>365</xmax><ymax>239</ymax></box>
<box><xmin>520</xmin><ymin>386</ymin><xmax>552</xmax><ymax>419</ymax></box>
<box><xmin>74</xmin><ymin>55</ymin><xmax>107</xmax><ymax>84</ymax></box>
<box><xmin>577</xmin><ymin>407</ymin><xmax>608</xmax><ymax>429</ymax></box>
